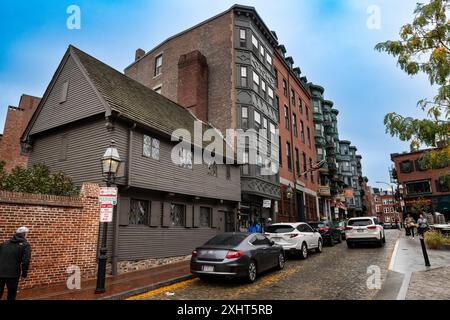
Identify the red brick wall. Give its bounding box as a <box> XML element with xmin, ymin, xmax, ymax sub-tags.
<box><xmin>177</xmin><ymin>50</ymin><xmax>209</xmax><ymax>122</ymax></box>
<box><xmin>0</xmin><ymin>183</ymin><xmax>100</xmax><ymax>289</ymax></box>
<box><xmin>392</xmin><ymin>150</ymin><xmax>450</xmax><ymax>196</ymax></box>
<box><xmin>274</xmin><ymin>53</ymin><xmax>317</xmax><ymax>192</ymax></box>
<box><xmin>0</xmin><ymin>95</ymin><xmax>41</xmax><ymax>172</ymax></box>
<box><xmin>124</xmin><ymin>11</ymin><xmax>235</xmax><ymax>134</ymax></box>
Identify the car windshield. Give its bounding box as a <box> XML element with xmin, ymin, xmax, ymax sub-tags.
<box><xmin>204</xmin><ymin>234</ymin><xmax>248</xmax><ymax>246</ymax></box>
<box><xmin>308</xmin><ymin>222</ymin><xmax>326</xmax><ymax>228</ymax></box>
<box><xmin>265</xmin><ymin>225</ymin><xmax>295</xmax><ymax>233</ymax></box>
<box><xmin>348</xmin><ymin>219</ymin><xmax>373</xmax><ymax>226</ymax></box>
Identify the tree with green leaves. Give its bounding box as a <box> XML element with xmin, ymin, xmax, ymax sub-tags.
<box><xmin>375</xmin><ymin>0</ymin><xmax>449</xmax><ymax>177</ymax></box>
<box><xmin>0</xmin><ymin>162</ymin><xmax>79</xmax><ymax>196</ymax></box>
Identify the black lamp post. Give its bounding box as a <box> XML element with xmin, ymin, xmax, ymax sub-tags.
<box><xmin>95</xmin><ymin>140</ymin><xmax>121</xmax><ymax>294</ymax></box>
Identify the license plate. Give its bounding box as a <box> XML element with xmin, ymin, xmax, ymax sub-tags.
<box><xmin>272</xmin><ymin>237</ymin><xmax>282</xmax><ymax>241</ymax></box>
<box><xmin>202</xmin><ymin>265</ymin><xmax>214</xmax><ymax>272</ymax></box>
<box><xmin>357</xmin><ymin>229</ymin><xmax>364</xmax><ymax>233</ymax></box>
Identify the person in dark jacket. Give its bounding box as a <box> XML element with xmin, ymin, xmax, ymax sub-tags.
<box><xmin>0</xmin><ymin>226</ymin><xmax>32</xmax><ymax>300</ymax></box>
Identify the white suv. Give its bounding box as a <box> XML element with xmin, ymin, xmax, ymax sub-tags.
<box><xmin>265</xmin><ymin>223</ymin><xmax>323</xmax><ymax>259</ymax></box>
<box><xmin>345</xmin><ymin>217</ymin><xmax>385</xmax><ymax>248</ymax></box>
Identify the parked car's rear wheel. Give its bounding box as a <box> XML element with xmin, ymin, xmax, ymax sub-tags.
<box><xmin>299</xmin><ymin>242</ymin><xmax>308</xmax><ymax>260</ymax></box>
<box><xmin>247</xmin><ymin>261</ymin><xmax>257</xmax><ymax>283</ymax></box>
<box><xmin>378</xmin><ymin>234</ymin><xmax>385</xmax><ymax>247</ymax></box>
<box><xmin>315</xmin><ymin>239</ymin><xmax>323</xmax><ymax>253</ymax></box>
<box><xmin>277</xmin><ymin>253</ymin><xmax>285</xmax><ymax>270</ymax></box>
<box><xmin>382</xmin><ymin>234</ymin><xmax>386</xmax><ymax>243</ymax></box>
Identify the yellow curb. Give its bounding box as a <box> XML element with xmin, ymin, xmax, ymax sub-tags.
<box><xmin>127</xmin><ymin>278</ymin><xmax>199</xmax><ymax>300</ymax></box>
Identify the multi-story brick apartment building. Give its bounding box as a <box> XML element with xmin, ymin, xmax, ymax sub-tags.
<box><xmin>125</xmin><ymin>5</ymin><xmax>283</xmax><ymax>226</ymax></box>
<box><xmin>362</xmin><ymin>179</ymin><xmax>376</xmax><ymax>216</ymax></box>
<box><xmin>124</xmin><ymin>4</ymin><xmax>368</xmax><ymax>224</ymax></box>
<box><xmin>0</xmin><ymin>94</ymin><xmax>40</xmax><ymax>172</ymax></box>
<box><xmin>391</xmin><ymin>149</ymin><xmax>450</xmax><ymax>221</ymax></box>
<box><xmin>372</xmin><ymin>188</ymin><xmax>401</xmax><ymax>224</ymax></box>
<box><xmin>273</xmin><ymin>46</ymin><xmax>319</xmax><ymax>222</ymax></box>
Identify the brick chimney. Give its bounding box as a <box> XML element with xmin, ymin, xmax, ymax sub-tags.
<box><xmin>135</xmin><ymin>48</ymin><xmax>145</xmax><ymax>61</ymax></box>
<box><xmin>177</xmin><ymin>50</ymin><xmax>208</xmax><ymax>122</ymax></box>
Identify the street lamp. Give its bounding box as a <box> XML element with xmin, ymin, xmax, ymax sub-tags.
<box><xmin>101</xmin><ymin>141</ymin><xmax>122</xmax><ymax>187</ymax></box>
<box><xmin>286</xmin><ymin>184</ymin><xmax>294</xmax><ymax>200</ymax></box>
<box><xmin>96</xmin><ymin>140</ymin><xmax>121</xmax><ymax>294</ymax></box>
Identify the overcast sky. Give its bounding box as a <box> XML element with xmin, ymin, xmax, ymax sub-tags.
<box><xmin>0</xmin><ymin>0</ymin><xmax>435</xmax><ymax>189</ymax></box>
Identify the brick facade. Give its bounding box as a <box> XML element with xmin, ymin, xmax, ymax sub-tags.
<box><xmin>274</xmin><ymin>50</ymin><xmax>318</xmax><ymax>222</ymax></box>
<box><xmin>124</xmin><ymin>11</ymin><xmax>235</xmax><ymax>134</ymax></box>
<box><xmin>177</xmin><ymin>50</ymin><xmax>209</xmax><ymax>122</ymax></box>
<box><xmin>0</xmin><ymin>183</ymin><xmax>100</xmax><ymax>289</ymax></box>
<box><xmin>373</xmin><ymin>191</ymin><xmax>401</xmax><ymax>224</ymax></box>
<box><xmin>0</xmin><ymin>95</ymin><xmax>40</xmax><ymax>172</ymax></box>
<box><xmin>391</xmin><ymin>149</ymin><xmax>450</xmax><ymax>220</ymax></box>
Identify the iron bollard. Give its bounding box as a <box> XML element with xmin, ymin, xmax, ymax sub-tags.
<box><xmin>419</xmin><ymin>236</ymin><xmax>431</xmax><ymax>267</ymax></box>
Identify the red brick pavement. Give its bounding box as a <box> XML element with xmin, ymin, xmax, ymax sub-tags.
<box><xmin>11</xmin><ymin>260</ymin><xmax>191</xmax><ymax>300</ymax></box>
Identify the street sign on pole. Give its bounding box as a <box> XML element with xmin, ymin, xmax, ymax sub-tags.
<box><xmin>99</xmin><ymin>187</ymin><xmax>118</xmax><ymax>205</ymax></box>
<box><xmin>100</xmin><ymin>203</ymin><xmax>114</xmax><ymax>222</ymax></box>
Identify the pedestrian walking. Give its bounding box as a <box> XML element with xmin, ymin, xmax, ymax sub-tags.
<box><xmin>0</xmin><ymin>227</ymin><xmax>32</xmax><ymax>301</ymax></box>
<box><xmin>247</xmin><ymin>220</ymin><xmax>262</xmax><ymax>233</ymax></box>
<box><xmin>264</xmin><ymin>218</ymin><xmax>273</xmax><ymax>231</ymax></box>
<box><xmin>417</xmin><ymin>214</ymin><xmax>430</xmax><ymax>237</ymax></box>
<box><xmin>404</xmin><ymin>214</ymin><xmax>416</xmax><ymax>239</ymax></box>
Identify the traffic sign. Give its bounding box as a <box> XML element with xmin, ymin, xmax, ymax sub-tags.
<box><xmin>99</xmin><ymin>187</ymin><xmax>118</xmax><ymax>205</ymax></box>
<box><xmin>100</xmin><ymin>203</ymin><xmax>114</xmax><ymax>222</ymax></box>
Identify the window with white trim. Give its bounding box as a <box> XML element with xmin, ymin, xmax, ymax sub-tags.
<box><xmin>143</xmin><ymin>135</ymin><xmax>160</xmax><ymax>160</ymax></box>
<box><xmin>251</xmin><ymin>34</ymin><xmax>258</xmax><ymax>49</ymax></box>
<box><xmin>178</xmin><ymin>147</ymin><xmax>192</xmax><ymax>169</ymax></box>
<box><xmin>240</xmin><ymin>66</ymin><xmax>248</xmax><ymax>87</ymax></box>
<box><xmin>253</xmin><ymin>71</ymin><xmax>260</xmax><ymax>92</ymax></box>
<box><xmin>154</xmin><ymin>54</ymin><xmax>163</xmax><ymax>76</ymax></box>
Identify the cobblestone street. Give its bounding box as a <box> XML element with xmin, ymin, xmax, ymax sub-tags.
<box><xmin>131</xmin><ymin>230</ymin><xmax>400</xmax><ymax>300</ymax></box>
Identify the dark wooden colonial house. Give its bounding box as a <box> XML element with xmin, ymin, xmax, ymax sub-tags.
<box><xmin>21</xmin><ymin>45</ymin><xmax>241</xmax><ymax>273</ymax></box>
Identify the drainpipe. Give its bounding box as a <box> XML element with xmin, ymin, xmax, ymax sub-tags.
<box><xmin>111</xmin><ymin>122</ymin><xmax>136</xmax><ymax>275</ymax></box>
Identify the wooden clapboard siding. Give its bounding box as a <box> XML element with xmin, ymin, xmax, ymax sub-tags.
<box><xmin>128</xmin><ymin>126</ymin><xmax>241</xmax><ymax>202</ymax></box>
<box><xmin>27</xmin><ymin>118</ymin><xmax>126</xmax><ymax>186</ymax></box>
<box><xmin>30</xmin><ymin>55</ymin><xmax>105</xmax><ymax>135</ymax></box>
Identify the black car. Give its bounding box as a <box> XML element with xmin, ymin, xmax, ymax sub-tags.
<box><xmin>191</xmin><ymin>232</ymin><xmax>285</xmax><ymax>283</ymax></box>
<box><xmin>336</xmin><ymin>221</ymin><xmax>347</xmax><ymax>240</ymax></box>
<box><xmin>308</xmin><ymin>221</ymin><xmax>342</xmax><ymax>246</ymax></box>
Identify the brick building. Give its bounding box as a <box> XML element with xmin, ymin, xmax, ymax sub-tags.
<box><xmin>391</xmin><ymin>149</ymin><xmax>450</xmax><ymax>221</ymax></box>
<box><xmin>362</xmin><ymin>180</ymin><xmax>376</xmax><ymax>217</ymax></box>
<box><xmin>125</xmin><ymin>4</ymin><xmax>282</xmax><ymax>226</ymax></box>
<box><xmin>0</xmin><ymin>94</ymin><xmax>40</xmax><ymax>172</ymax></box>
<box><xmin>273</xmin><ymin>46</ymin><xmax>319</xmax><ymax>222</ymax></box>
<box><xmin>373</xmin><ymin>188</ymin><xmax>401</xmax><ymax>224</ymax></box>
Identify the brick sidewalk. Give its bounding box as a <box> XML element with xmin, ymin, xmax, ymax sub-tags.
<box><xmin>407</xmin><ymin>266</ymin><xmax>450</xmax><ymax>300</ymax></box>
<box><xmin>11</xmin><ymin>260</ymin><xmax>192</xmax><ymax>300</ymax></box>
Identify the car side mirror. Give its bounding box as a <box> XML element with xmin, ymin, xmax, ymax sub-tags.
<box><xmin>314</xmin><ymin>228</ymin><xmax>320</xmax><ymax>233</ymax></box>
<box><xmin>270</xmin><ymin>240</ymin><xmax>275</xmax><ymax>246</ymax></box>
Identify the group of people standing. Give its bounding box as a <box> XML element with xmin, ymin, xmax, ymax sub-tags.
<box><xmin>404</xmin><ymin>214</ymin><xmax>430</xmax><ymax>239</ymax></box>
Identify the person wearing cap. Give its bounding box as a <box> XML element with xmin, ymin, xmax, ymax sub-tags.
<box><xmin>0</xmin><ymin>226</ymin><xmax>32</xmax><ymax>300</ymax></box>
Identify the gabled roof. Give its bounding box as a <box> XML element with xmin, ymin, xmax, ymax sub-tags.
<box><xmin>70</xmin><ymin>46</ymin><xmax>213</xmax><ymax>141</ymax></box>
<box><xmin>24</xmin><ymin>45</ymin><xmax>221</xmax><ymax>150</ymax></box>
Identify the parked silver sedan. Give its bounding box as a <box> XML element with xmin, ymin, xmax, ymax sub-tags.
<box><xmin>191</xmin><ymin>232</ymin><xmax>285</xmax><ymax>283</ymax></box>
